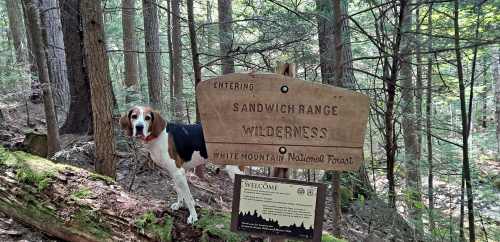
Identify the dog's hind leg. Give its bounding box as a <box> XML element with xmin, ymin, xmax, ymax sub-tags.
<box><xmin>226</xmin><ymin>165</ymin><xmax>245</xmax><ymax>182</ymax></box>
<box><xmin>171</xmin><ymin>167</ymin><xmax>198</xmax><ymax>224</ymax></box>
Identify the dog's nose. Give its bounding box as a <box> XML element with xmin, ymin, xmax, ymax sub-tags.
<box><xmin>136</xmin><ymin>124</ymin><xmax>144</xmax><ymax>131</ymax></box>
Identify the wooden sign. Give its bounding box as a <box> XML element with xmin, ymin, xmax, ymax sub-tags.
<box><xmin>196</xmin><ymin>72</ymin><xmax>370</xmax><ymax>171</ymax></box>
<box><xmin>230</xmin><ymin>174</ymin><xmax>327</xmax><ymax>241</ymax></box>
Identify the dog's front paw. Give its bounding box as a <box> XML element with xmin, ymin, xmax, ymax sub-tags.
<box><xmin>170</xmin><ymin>201</ymin><xmax>184</xmax><ymax>210</ymax></box>
<box><xmin>187</xmin><ymin>214</ymin><xmax>198</xmax><ymax>224</ymax></box>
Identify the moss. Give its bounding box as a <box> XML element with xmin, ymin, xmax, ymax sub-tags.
<box><xmin>72</xmin><ymin>208</ymin><xmax>112</xmax><ymax>239</ymax></box>
<box><xmin>136</xmin><ymin>211</ymin><xmax>173</xmax><ymax>242</ymax></box>
<box><xmin>24</xmin><ymin>130</ymin><xmax>46</xmax><ymax>136</ymax></box>
<box><xmin>24</xmin><ymin>194</ymin><xmax>57</xmax><ymax>216</ymax></box>
<box><xmin>320</xmin><ymin>234</ymin><xmax>348</xmax><ymax>242</ymax></box>
<box><xmin>91</xmin><ymin>173</ymin><xmax>116</xmax><ymax>185</ymax></box>
<box><xmin>493</xmin><ymin>178</ymin><xmax>500</xmax><ymax>189</ymax></box>
<box><xmin>72</xmin><ymin>188</ymin><xmax>93</xmax><ymax>198</ymax></box>
<box><xmin>0</xmin><ymin>149</ymin><xmax>56</xmax><ymax>191</ymax></box>
<box><xmin>195</xmin><ymin>212</ymin><xmax>247</xmax><ymax>242</ymax></box>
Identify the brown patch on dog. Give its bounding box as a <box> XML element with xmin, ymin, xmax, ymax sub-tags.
<box><xmin>168</xmin><ymin>134</ymin><xmax>184</xmax><ymax>169</ymax></box>
<box><xmin>149</xmin><ymin>109</ymin><xmax>167</xmax><ymax>138</ymax></box>
<box><xmin>238</xmin><ymin>166</ymin><xmax>246</xmax><ymax>172</ymax></box>
<box><xmin>119</xmin><ymin>109</ymin><xmax>133</xmax><ymax>136</ymax></box>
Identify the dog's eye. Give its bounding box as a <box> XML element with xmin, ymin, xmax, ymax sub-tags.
<box><xmin>145</xmin><ymin>116</ymin><xmax>151</xmax><ymax>121</ymax></box>
<box><xmin>131</xmin><ymin>114</ymin><xmax>137</xmax><ymax>119</ymax></box>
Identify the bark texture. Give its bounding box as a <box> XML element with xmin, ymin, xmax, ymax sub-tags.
<box><xmin>81</xmin><ymin>0</ymin><xmax>116</xmax><ymax>179</ymax></box>
<box><xmin>187</xmin><ymin>0</ymin><xmax>204</xmax><ymax>178</ymax></box>
<box><xmin>143</xmin><ymin>0</ymin><xmax>163</xmax><ymax>109</ymax></box>
<box><xmin>5</xmin><ymin>0</ymin><xmax>27</xmax><ymax>64</ymax></box>
<box><xmin>22</xmin><ymin>0</ymin><xmax>60</xmax><ymax>158</ymax></box>
<box><xmin>493</xmin><ymin>44</ymin><xmax>500</xmax><ymax>154</ymax></box>
<box><xmin>59</xmin><ymin>0</ymin><xmax>93</xmax><ymax>135</ymax></box>
<box><xmin>400</xmin><ymin>0</ymin><xmax>422</xmax><ymax>229</ymax></box>
<box><xmin>218</xmin><ymin>0</ymin><xmax>235</xmax><ymax>74</ymax></box>
<box><xmin>122</xmin><ymin>0</ymin><xmax>138</xmax><ymax>104</ymax></box>
<box><xmin>171</xmin><ymin>0</ymin><xmax>184</xmax><ymax>123</ymax></box>
<box><xmin>40</xmin><ymin>0</ymin><xmax>70</xmax><ymax>116</ymax></box>
<box><xmin>316</xmin><ymin>1</ymin><xmax>354</xmax><ymax>89</ymax></box>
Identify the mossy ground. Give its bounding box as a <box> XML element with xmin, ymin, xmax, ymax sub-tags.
<box><xmin>91</xmin><ymin>173</ymin><xmax>116</xmax><ymax>185</ymax></box>
<box><xmin>72</xmin><ymin>188</ymin><xmax>93</xmax><ymax>198</ymax></box>
<box><xmin>136</xmin><ymin>211</ymin><xmax>173</xmax><ymax>242</ymax></box>
<box><xmin>194</xmin><ymin>211</ymin><xmax>247</xmax><ymax>242</ymax></box>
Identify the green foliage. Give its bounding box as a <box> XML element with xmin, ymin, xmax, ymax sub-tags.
<box><xmin>72</xmin><ymin>188</ymin><xmax>93</xmax><ymax>198</ymax></box>
<box><xmin>136</xmin><ymin>211</ymin><xmax>173</xmax><ymax>242</ymax></box>
<box><xmin>194</xmin><ymin>212</ymin><xmax>247</xmax><ymax>242</ymax></box>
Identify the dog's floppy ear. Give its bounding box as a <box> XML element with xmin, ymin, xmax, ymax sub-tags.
<box><xmin>150</xmin><ymin>110</ymin><xmax>167</xmax><ymax>138</ymax></box>
<box><xmin>119</xmin><ymin>109</ymin><xmax>133</xmax><ymax>136</ymax></box>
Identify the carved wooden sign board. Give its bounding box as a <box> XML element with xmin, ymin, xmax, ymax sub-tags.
<box><xmin>197</xmin><ymin>72</ymin><xmax>370</xmax><ymax>171</ymax></box>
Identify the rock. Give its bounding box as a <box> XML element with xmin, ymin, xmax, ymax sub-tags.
<box><xmin>23</xmin><ymin>130</ymin><xmax>48</xmax><ymax>158</ymax></box>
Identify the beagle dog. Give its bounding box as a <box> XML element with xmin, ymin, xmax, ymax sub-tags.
<box><xmin>119</xmin><ymin>106</ymin><xmax>244</xmax><ymax>224</ymax></box>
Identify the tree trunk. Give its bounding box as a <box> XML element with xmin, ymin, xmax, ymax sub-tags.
<box><xmin>171</xmin><ymin>0</ymin><xmax>184</xmax><ymax>123</ymax></box>
<box><xmin>187</xmin><ymin>0</ymin><xmax>204</xmax><ymax>179</ymax></box>
<box><xmin>167</xmin><ymin>0</ymin><xmax>174</xmax><ymax>115</ymax></box>
<box><xmin>386</xmin><ymin>0</ymin><xmax>407</xmax><ymax>207</ymax></box>
<box><xmin>143</xmin><ymin>0</ymin><xmax>163</xmax><ymax>110</ymax></box>
<box><xmin>0</xmin><ymin>150</ymin><xmax>198</xmax><ymax>242</ymax></box>
<box><xmin>40</xmin><ymin>0</ymin><xmax>70</xmax><ymax>118</ymax></box>
<box><xmin>218</xmin><ymin>0</ymin><xmax>235</xmax><ymax>75</ymax></box>
<box><xmin>22</xmin><ymin>0</ymin><xmax>61</xmax><ymax>159</ymax></box>
<box><xmin>268</xmin><ymin>61</ymin><xmax>294</xmax><ymax>242</ymax></box>
<box><xmin>400</xmin><ymin>0</ymin><xmax>422</xmax><ymax>232</ymax></box>
<box><xmin>481</xmin><ymin>70</ymin><xmax>487</xmax><ymax>128</ymax></box>
<box><xmin>59</xmin><ymin>0</ymin><xmax>93</xmax><ymax>135</ymax></box>
<box><xmin>427</xmin><ymin>6</ymin><xmax>435</xmax><ymax>233</ymax></box>
<box><xmin>454</xmin><ymin>0</ymin><xmax>475</xmax><ymax>240</ymax></box>
<box><xmin>21</xmin><ymin>1</ymin><xmax>38</xmax><ymax>85</ymax></box>
<box><xmin>493</xmin><ymin>44</ymin><xmax>500</xmax><ymax>154</ymax></box>
<box><xmin>122</xmin><ymin>0</ymin><xmax>138</xmax><ymax>104</ymax></box>
<box><xmin>331</xmin><ymin>0</ymin><xmax>342</xmax><ymax>238</ymax></box>
<box><xmin>81</xmin><ymin>0</ymin><xmax>116</xmax><ymax>180</ymax></box>
<box><xmin>5</xmin><ymin>0</ymin><xmax>27</xmax><ymax>65</ymax></box>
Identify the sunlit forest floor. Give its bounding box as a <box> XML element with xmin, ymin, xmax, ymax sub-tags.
<box><xmin>2</xmin><ymin>102</ymin><xmax>499</xmax><ymax>241</ymax></box>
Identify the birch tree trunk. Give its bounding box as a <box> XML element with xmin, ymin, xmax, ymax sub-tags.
<box><xmin>81</xmin><ymin>0</ymin><xmax>116</xmax><ymax>179</ymax></box>
<box><xmin>171</xmin><ymin>0</ymin><xmax>184</xmax><ymax>123</ymax></box>
<box><xmin>122</xmin><ymin>0</ymin><xmax>138</xmax><ymax>104</ymax></box>
<box><xmin>218</xmin><ymin>0</ymin><xmax>235</xmax><ymax>75</ymax></box>
<box><xmin>22</xmin><ymin>0</ymin><xmax>60</xmax><ymax>158</ymax></box>
<box><xmin>40</xmin><ymin>0</ymin><xmax>70</xmax><ymax>117</ymax></box>
<box><xmin>59</xmin><ymin>0</ymin><xmax>93</xmax><ymax>135</ymax></box>
<box><xmin>143</xmin><ymin>0</ymin><xmax>163</xmax><ymax>110</ymax></box>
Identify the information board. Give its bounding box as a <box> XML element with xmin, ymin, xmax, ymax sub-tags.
<box><xmin>197</xmin><ymin>71</ymin><xmax>370</xmax><ymax>171</ymax></box>
<box><xmin>231</xmin><ymin>175</ymin><xmax>327</xmax><ymax>241</ymax></box>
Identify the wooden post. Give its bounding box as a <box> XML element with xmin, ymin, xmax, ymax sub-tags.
<box><xmin>267</xmin><ymin>61</ymin><xmax>294</xmax><ymax>242</ymax></box>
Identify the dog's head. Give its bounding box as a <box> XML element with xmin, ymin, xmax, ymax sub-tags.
<box><xmin>119</xmin><ymin>106</ymin><xmax>167</xmax><ymax>139</ymax></box>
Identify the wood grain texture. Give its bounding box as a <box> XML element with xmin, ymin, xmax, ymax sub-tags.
<box><xmin>197</xmin><ymin>72</ymin><xmax>370</xmax><ymax>171</ymax></box>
